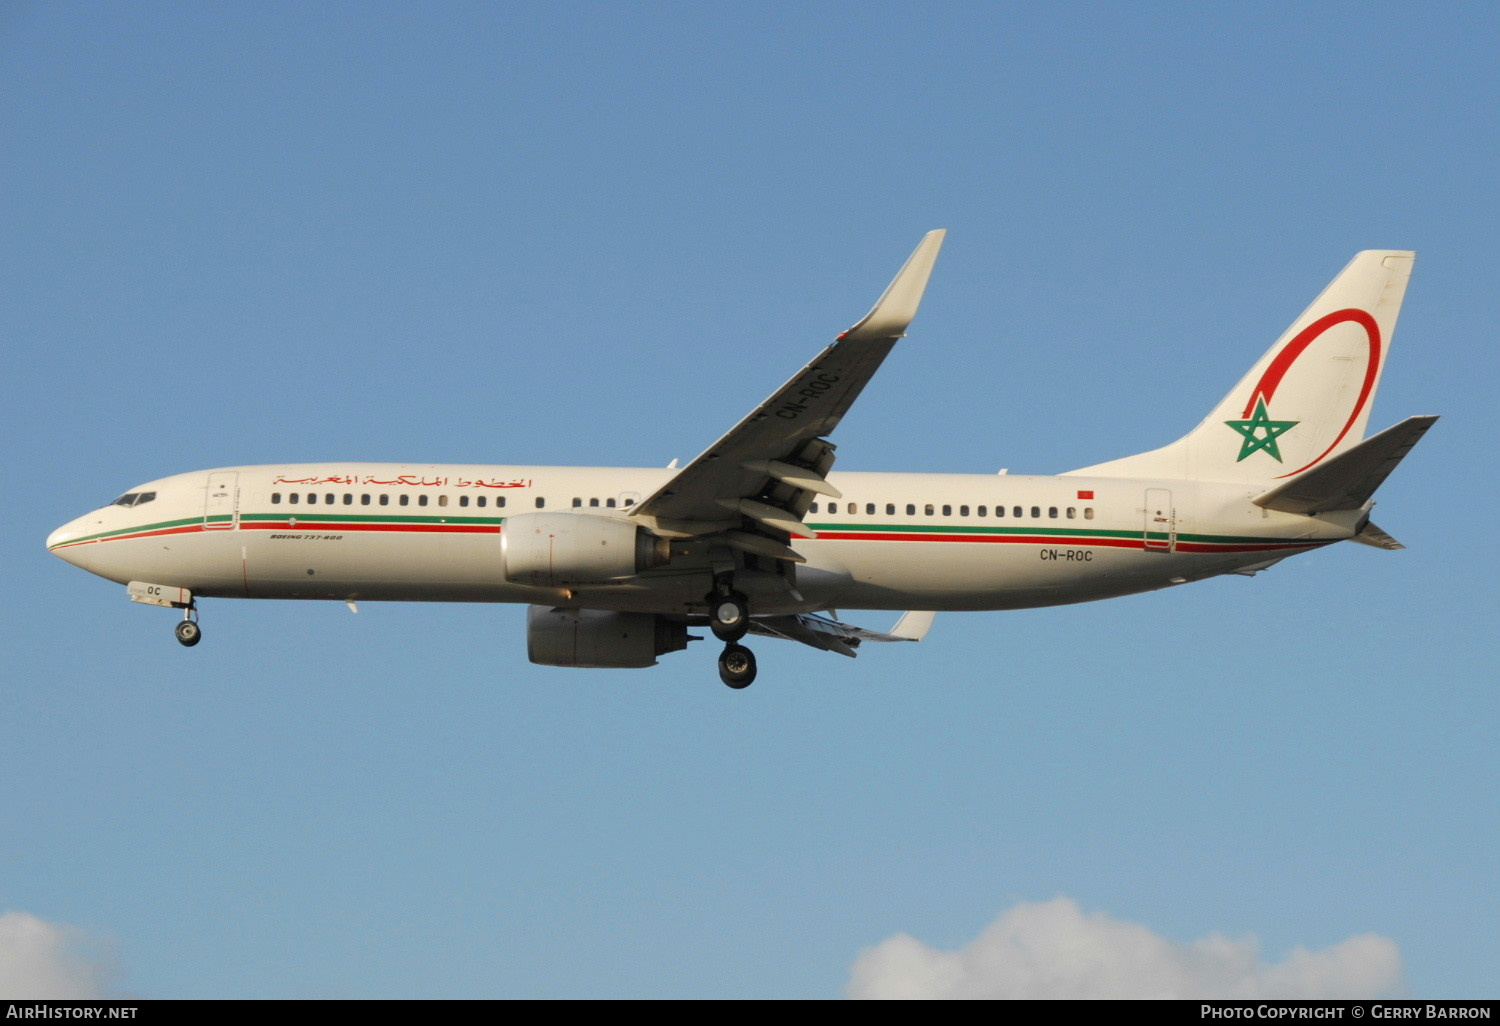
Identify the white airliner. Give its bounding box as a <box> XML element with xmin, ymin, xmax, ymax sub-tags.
<box><xmin>48</xmin><ymin>232</ymin><xmax>1435</xmax><ymax>687</ymax></box>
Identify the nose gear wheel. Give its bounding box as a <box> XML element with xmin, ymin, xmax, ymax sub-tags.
<box><xmin>174</xmin><ymin>605</ymin><xmax>201</xmax><ymax>648</ymax></box>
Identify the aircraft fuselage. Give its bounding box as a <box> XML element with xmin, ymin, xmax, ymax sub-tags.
<box><xmin>47</xmin><ymin>462</ymin><xmax>1357</xmax><ymax>615</ymax></box>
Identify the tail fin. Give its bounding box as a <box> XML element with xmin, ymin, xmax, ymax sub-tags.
<box><xmin>1071</xmin><ymin>250</ymin><xmax>1415</xmax><ymax>483</ymax></box>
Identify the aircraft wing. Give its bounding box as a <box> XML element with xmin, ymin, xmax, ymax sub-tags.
<box><xmin>631</xmin><ymin>231</ymin><xmax>946</xmax><ymax>541</ymax></box>
<box><xmin>747</xmin><ymin>610</ymin><xmax>937</xmax><ymax>658</ymax></box>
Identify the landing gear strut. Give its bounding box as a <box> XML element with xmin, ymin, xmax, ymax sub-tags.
<box><xmin>708</xmin><ymin>576</ymin><xmax>756</xmax><ymax>690</ymax></box>
<box><xmin>174</xmin><ymin>604</ymin><xmax>201</xmax><ymax>648</ymax></box>
<box><xmin>707</xmin><ymin>581</ymin><xmax>755</xmax><ymax>687</ymax></box>
<box><xmin>718</xmin><ymin>643</ymin><xmax>756</xmax><ymax>689</ymax></box>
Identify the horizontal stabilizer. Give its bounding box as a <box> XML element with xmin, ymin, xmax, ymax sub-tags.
<box><xmin>1253</xmin><ymin>415</ymin><xmax>1437</xmax><ymax>514</ymax></box>
<box><xmin>1351</xmin><ymin>522</ymin><xmax>1404</xmax><ymax>550</ymax></box>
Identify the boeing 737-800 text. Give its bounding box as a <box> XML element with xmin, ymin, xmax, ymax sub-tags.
<box><xmin>47</xmin><ymin>232</ymin><xmax>1435</xmax><ymax>687</ymax></box>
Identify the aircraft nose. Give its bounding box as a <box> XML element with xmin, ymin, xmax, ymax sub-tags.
<box><xmin>47</xmin><ymin>522</ymin><xmax>78</xmax><ymax>552</ymax></box>
<box><xmin>47</xmin><ymin>516</ymin><xmax>93</xmax><ymax>565</ymax></box>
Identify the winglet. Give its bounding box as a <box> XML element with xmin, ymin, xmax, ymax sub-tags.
<box><xmin>888</xmin><ymin>610</ymin><xmax>936</xmax><ymax>641</ymax></box>
<box><xmin>840</xmin><ymin>229</ymin><xmax>946</xmax><ymax>341</ymax></box>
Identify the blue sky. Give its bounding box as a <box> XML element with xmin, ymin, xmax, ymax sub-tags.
<box><xmin>2</xmin><ymin>1</ymin><xmax>1495</xmax><ymax>999</ymax></box>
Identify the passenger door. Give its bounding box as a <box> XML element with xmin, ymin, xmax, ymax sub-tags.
<box><xmin>203</xmin><ymin>471</ymin><xmax>239</xmax><ymax>530</ymax></box>
<box><xmin>1143</xmin><ymin>488</ymin><xmax>1174</xmax><ymax>552</ymax></box>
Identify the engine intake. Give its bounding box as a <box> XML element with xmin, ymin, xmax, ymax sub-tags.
<box><xmin>500</xmin><ymin>513</ymin><xmax>670</xmax><ymax>588</ymax></box>
<box><xmin>526</xmin><ymin>605</ymin><xmax>691</xmax><ymax>668</ymax></box>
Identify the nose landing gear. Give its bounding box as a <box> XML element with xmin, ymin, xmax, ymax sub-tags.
<box><xmin>174</xmin><ymin>604</ymin><xmax>201</xmax><ymax>648</ymax></box>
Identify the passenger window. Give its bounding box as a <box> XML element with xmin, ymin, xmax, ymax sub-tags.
<box><xmin>361</xmin><ymin>494</ymin><xmax>371</xmax><ymax>506</ymax></box>
<box><xmin>959</xmin><ymin>505</ymin><xmax>969</xmax><ymax>517</ymax></box>
<box><xmin>476</xmin><ymin>496</ymin><xmax>486</xmax><ymax>508</ymax></box>
<box><xmin>459</xmin><ymin>495</ymin><xmax>469</xmax><ymax>507</ymax></box>
<box><xmin>1014</xmin><ymin>506</ymin><xmax>1023</xmax><ymax>518</ymax></box>
<box><xmin>978</xmin><ymin>505</ymin><xmax>987</xmax><ymax>517</ymax></box>
<box><xmin>572</xmin><ymin>498</ymin><xmax>582</xmax><ymax>507</ymax></box>
<box><xmin>1048</xmin><ymin>507</ymin><xmax>1058</xmax><ymax>518</ymax></box>
<box><xmin>379</xmin><ymin>494</ymin><xmax>389</xmax><ymax>506</ymax></box>
<box><xmin>399</xmin><ymin>495</ymin><xmax>409</xmax><ymax>506</ymax></box>
<box><xmin>1031</xmin><ymin>506</ymin><xmax>1040</xmax><ymax>518</ymax></box>
<box><xmin>906</xmin><ymin>504</ymin><xmax>916</xmax><ymax>516</ymax></box>
<box><xmin>438</xmin><ymin>495</ymin><xmax>448</xmax><ymax>507</ymax></box>
<box><xmin>925</xmin><ymin>504</ymin><xmax>934</xmax><ymax>516</ymax></box>
<box><xmin>325</xmin><ymin>493</ymin><xmax>334</xmax><ymax>504</ymax></box>
<box><xmin>1084</xmin><ymin>508</ymin><xmax>1095</xmax><ymax>520</ymax></box>
<box><xmin>272</xmin><ymin>493</ymin><xmax>281</xmax><ymax>504</ymax></box>
<box><xmin>844</xmin><ymin>503</ymin><xmax>853</xmax><ymax>515</ymax></box>
<box><xmin>344</xmin><ymin>493</ymin><xmax>353</xmax><ymax>505</ymax></box>
<box><xmin>589</xmin><ymin>498</ymin><xmax>600</xmax><ymax>507</ymax></box>
<box><xmin>623</xmin><ymin>498</ymin><xmax>633</xmax><ymax>506</ymax></box>
<box><xmin>886</xmin><ymin>503</ymin><xmax>895</xmax><ymax>515</ymax></box>
<box><xmin>606</xmin><ymin>498</ymin><xmax>616</xmax><ymax>508</ymax></box>
<box><xmin>810</xmin><ymin>502</ymin><xmax>819</xmax><ymax>513</ymax></box>
<box><xmin>866</xmin><ymin>503</ymin><xmax>875</xmax><ymax>515</ymax></box>
<box><xmin>289</xmin><ymin>493</ymin><xmax>299</xmax><ymax>504</ymax></box>
<box><xmin>1066</xmin><ymin>507</ymin><xmax>1075</xmax><ymax>519</ymax></box>
<box><xmin>942</xmin><ymin>505</ymin><xmax>952</xmax><ymax>516</ymax></box>
<box><xmin>499</xmin><ymin>497</ymin><xmax>508</xmax><ymax>508</ymax></box>
<box><xmin>419</xmin><ymin>495</ymin><xmax>429</xmax><ymax>507</ymax></box>
<box><xmin>536</xmin><ymin>497</ymin><xmax>546</xmax><ymax>508</ymax></box>
<box><xmin>307</xmin><ymin>493</ymin><xmax>317</xmax><ymax>505</ymax></box>
<box><xmin>995</xmin><ymin>505</ymin><xmax>1004</xmax><ymax>517</ymax></box>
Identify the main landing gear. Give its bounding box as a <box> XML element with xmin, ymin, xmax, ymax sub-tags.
<box><xmin>708</xmin><ymin>590</ymin><xmax>749</xmax><ymax>642</ymax></box>
<box><xmin>718</xmin><ymin>643</ymin><xmax>756</xmax><ymax>689</ymax></box>
<box><xmin>174</xmin><ymin>603</ymin><xmax>201</xmax><ymax>648</ymax></box>
<box><xmin>708</xmin><ymin>584</ymin><xmax>756</xmax><ymax>688</ymax></box>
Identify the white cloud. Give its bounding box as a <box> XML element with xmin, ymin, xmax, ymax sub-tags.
<box><xmin>846</xmin><ymin>897</ymin><xmax>1403</xmax><ymax>1000</ymax></box>
<box><xmin>0</xmin><ymin>911</ymin><xmax>119</xmax><ymax>999</ymax></box>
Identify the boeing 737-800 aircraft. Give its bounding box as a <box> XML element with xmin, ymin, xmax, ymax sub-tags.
<box><xmin>48</xmin><ymin>232</ymin><xmax>1435</xmax><ymax>687</ymax></box>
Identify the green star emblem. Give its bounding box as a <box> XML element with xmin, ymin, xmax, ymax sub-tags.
<box><xmin>1225</xmin><ymin>396</ymin><xmax>1298</xmax><ymax>462</ymax></box>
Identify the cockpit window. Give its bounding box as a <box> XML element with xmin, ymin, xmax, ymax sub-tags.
<box><xmin>111</xmin><ymin>491</ymin><xmax>156</xmax><ymax>508</ymax></box>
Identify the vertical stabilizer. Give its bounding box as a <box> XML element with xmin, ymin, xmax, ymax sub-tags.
<box><xmin>1070</xmin><ymin>251</ymin><xmax>1415</xmax><ymax>483</ymax></box>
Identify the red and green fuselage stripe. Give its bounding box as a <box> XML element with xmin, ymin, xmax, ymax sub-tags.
<box><xmin>803</xmin><ymin>521</ymin><xmax>1328</xmax><ymax>554</ymax></box>
<box><xmin>238</xmin><ymin>512</ymin><xmax>503</xmax><ymax>534</ymax></box>
<box><xmin>51</xmin><ymin>513</ymin><xmax>1327</xmax><ymax>556</ymax></box>
<box><xmin>47</xmin><ymin>512</ymin><xmax>506</xmax><ymax>549</ymax></box>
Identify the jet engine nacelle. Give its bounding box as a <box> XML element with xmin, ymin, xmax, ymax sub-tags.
<box><xmin>526</xmin><ymin>605</ymin><xmax>691</xmax><ymax>668</ymax></box>
<box><xmin>500</xmin><ymin>513</ymin><xmax>669</xmax><ymax>588</ymax></box>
